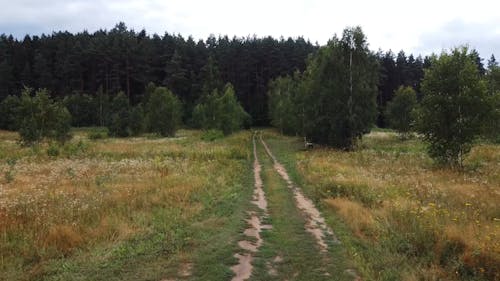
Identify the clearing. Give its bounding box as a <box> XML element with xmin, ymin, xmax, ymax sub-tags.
<box><xmin>1</xmin><ymin>128</ymin><xmax>498</xmax><ymax>280</ymax></box>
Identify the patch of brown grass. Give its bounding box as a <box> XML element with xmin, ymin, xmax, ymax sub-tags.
<box><xmin>324</xmin><ymin>198</ymin><xmax>376</xmax><ymax>239</ymax></box>
<box><xmin>43</xmin><ymin>225</ymin><xmax>83</xmax><ymax>255</ymax></box>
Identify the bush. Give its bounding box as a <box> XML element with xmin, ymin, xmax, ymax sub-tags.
<box><xmin>87</xmin><ymin>128</ymin><xmax>109</xmax><ymax>140</ymax></box>
<box><xmin>62</xmin><ymin>140</ymin><xmax>88</xmax><ymax>156</ymax></box>
<box><xmin>0</xmin><ymin>95</ymin><xmax>21</xmax><ymax>130</ymax></box>
<box><xmin>201</xmin><ymin>129</ymin><xmax>224</xmax><ymax>141</ymax></box>
<box><xmin>46</xmin><ymin>143</ymin><xmax>60</xmax><ymax>157</ymax></box>
<box><xmin>145</xmin><ymin>87</ymin><xmax>182</xmax><ymax>137</ymax></box>
<box><xmin>385</xmin><ymin>86</ymin><xmax>417</xmax><ymax>139</ymax></box>
<box><xmin>268</xmin><ymin>73</ymin><xmax>304</xmax><ymax>135</ymax></box>
<box><xmin>63</xmin><ymin>93</ymin><xmax>98</xmax><ymax>127</ymax></box>
<box><xmin>17</xmin><ymin>88</ymin><xmax>73</xmax><ymax>145</ymax></box>
<box><xmin>191</xmin><ymin>83</ymin><xmax>250</xmax><ymax>135</ymax></box>
<box><xmin>110</xmin><ymin>109</ymin><xmax>131</xmax><ymax>137</ymax></box>
<box><xmin>129</xmin><ymin>105</ymin><xmax>145</xmax><ymax>136</ymax></box>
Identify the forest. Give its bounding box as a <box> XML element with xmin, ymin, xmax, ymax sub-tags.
<box><xmin>1</xmin><ymin>22</ymin><xmax>500</xmax><ymax>281</ymax></box>
<box><xmin>1</xmin><ymin>22</ymin><xmax>493</xmax><ymax>129</ymax></box>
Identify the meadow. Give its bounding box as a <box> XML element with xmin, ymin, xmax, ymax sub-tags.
<box><xmin>264</xmin><ymin>130</ymin><xmax>499</xmax><ymax>281</ymax></box>
<box><xmin>1</xmin><ymin>127</ymin><xmax>498</xmax><ymax>281</ymax></box>
<box><xmin>0</xmin><ymin>129</ymin><xmax>253</xmax><ymax>280</ymax></box>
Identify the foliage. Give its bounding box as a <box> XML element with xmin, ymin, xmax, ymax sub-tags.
<box><xmin>191</xmin><ymin>83</ymin><xmax>250</xmax><ymax>135</ymax></box>
<box><xmin>46</xmin><ymin>142</ymin><xmax>60</xmax><ymax>157</ymax></box>
<box><xmin>129</xmin><ymin>104</ymin><xmax>145</xmax><ymax>136</ymax></box>
<box><xmin>17</xmin><ymin>88</ymin><xmax>72</xmax><ymax>145</ymax></box>
<box><xmin>108</xmin><ymin>92</ymin><xmax>130</xmax><ymax>137</ymax></box>
<box><xmin>375</xmin><ymin>51</ymin><xmax>426</xmax><ymax>127</ymax></box>
<box><xmin>87</xmin><ymin>128</ymin><xmax>109</xmax><ymax>140</ymax></box>
<box><xmin>0</xmin><ymin>23</ymin><xmax>316</xmax><ymax>125</ymax></box>
<box><xmin>201</xmin><ymin>129</ymin><xmax>224</xmax><ymax>141</ymax></box>
<box><xmin>0</xmin><ymin>95</ymin><xmax>21</xmax><ymax>130</ymax></box>
<box><xmin>301</xmin><ymin>26</ymin><xmax>379</xmax><ymax>149</ymax></box>
<box><xmin>483</xmin><ymin>55</ymin><xmax>500</xmax><ymax>142</ymax></box>
<box><xmin>145</xmin><ymin>86</ymin><xmax>183</xmax><ymax>137</ymax></box>
<box><xmin>416</xmin><ymin>47</ymin><xmax>490</xmax><ymax>166</ymax></box>
<box><xmin>267</xmin><ymin>72</ymin><xmax>304</xmax><ymax>135</ymax></box>
<box><xmin>110</xmin><ymin>108</ymin><xmax>131</xmax><ymax>137</ymax></box>
<box><xmin>385</xmin><ymin>86</ymin><xmax>417</xmax><ymax>139</ymax></box>
<box><xmin>63</xmin><ymin>93</ymin><xmax>98</xmax><ymax>127</ymax></box>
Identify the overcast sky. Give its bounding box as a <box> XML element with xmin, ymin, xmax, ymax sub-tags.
<box><xmin>1</xmin><ymin>0</ymin><xmax>499</xmax><ymax>59</ymax></box>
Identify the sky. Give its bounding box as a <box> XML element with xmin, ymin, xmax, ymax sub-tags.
<box><xmin>0</xmin><ymin>0</ymin><xmax>499</xmax><ymax>60</ymax></box>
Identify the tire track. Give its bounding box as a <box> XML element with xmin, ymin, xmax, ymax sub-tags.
<box><xmin>231</xmin><ymin>133</ymin><xmax>271</xmax><ymax>281</ymax></box>
<box><xmin>260</xmin><ymin>134</ymin><xmax>362</xmax><ymax>280</ymax></box>
<box><xmin>259</xmin><ymin>135</ymin><xmax>339</xmax><ymax>253</ymax></box>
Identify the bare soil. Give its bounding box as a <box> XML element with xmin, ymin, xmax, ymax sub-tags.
<box><xmin>231</xmin><ymin>134</ymin><xmax>271</xmax><ymax>281</ymax></box>
<box><xmin>260</xmin><ymin>136</ymin><xmax>339</xmax><ymax>252</ymax></box>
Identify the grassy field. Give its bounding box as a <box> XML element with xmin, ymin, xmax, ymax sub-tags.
<box><xmin>263</xmin><ymin>130</ymin><xmax>499</xmax><ymax>281</ymax></box>
<box><xmin>0</xmin><ymin>129</ymin><xmax>254</xmax><ymax>280</ymax></box>
<box><xmin>1</xmin><ymin>128</ymin><xmax>498</xmax><ymax>281</ymax></box>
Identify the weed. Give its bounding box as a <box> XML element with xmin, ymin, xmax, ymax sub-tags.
<box><xmin>201</xmin><ymin>129</ymin><xmax>224</xmax><ymax>141</ymax></box>
<box><xmin>47</xmin><ymin>142</ymin><xmax>60</xmax><ymax>157</ymax></box>
<box><xmin>87</xmin><ymin>128</ymin><xmax>109</xmax><ymax>140</ymax></box>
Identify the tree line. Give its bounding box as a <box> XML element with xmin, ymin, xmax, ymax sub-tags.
<box><xmin>268</xmin><ymin>27</ymin><xmax>499</xmax><ymax>167</ymax></box>
<box><xmin>1</xmin><ymin>23</ymin><xmax>498</xmax><ymax>165</ymax></box>
<box><xmin>0</xmin><ymin>22</ymin><xmax>489</xmax><ymax>128</ymax></box>
<box><xmin>0</xmin><ymin>22</ymin><xmax>315</xmax><ymax>126</ymax></box>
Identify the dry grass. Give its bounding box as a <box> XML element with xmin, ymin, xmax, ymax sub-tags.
<box><xmin>296</xmin><ymin>131</ymin><xmax>500</xmax><ymax>280</ymax></box>
<box><xmin>0</xmin><ymin>129</ymin><xmax>251</xmax><ymax>279</ymax></box>
<box><xmin>324</xmin><ymin>198</ymin><xmax>375</xmax><ymax>239</ymax></box>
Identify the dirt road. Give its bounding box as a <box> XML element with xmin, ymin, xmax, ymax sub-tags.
<box><xmin>230</xmin><ymin>132</ymin><xmax>359</xmax><ymax>280</ymax></box>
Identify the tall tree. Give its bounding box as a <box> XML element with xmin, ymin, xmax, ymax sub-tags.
<box><xmin>301</xmin><ymin>27</ymin><xmax>378</xmax><ymax>149</ymax></box>
<box><xmin>416</xmin><ymin>47</ymin><xmax>490</xmax><ymax>166</ymax></box>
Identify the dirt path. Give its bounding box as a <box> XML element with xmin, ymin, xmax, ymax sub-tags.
<box><xmin>259</xmin><ymin>135</ymin><xmax>339</xmax><ymax>252</ymax></box>
<box><xmin>230</xmin><ymin>132</ymin><xmax>360</xmax><ymax>280</ymax></box>
<box><xmin>231</xmin><ymin>134</ymin><xmax>271</xmax><ymax>281</ymax></box>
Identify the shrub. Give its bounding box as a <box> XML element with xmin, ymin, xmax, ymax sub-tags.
<box><xmin>201</xmin><ymin>129</ymin><xmax>224</xmax><ymax>141</ymax></box>
<box><xmin>17</xmin><ymin>88</ymin><xmax>72</xmax><ymax>145</ymax></box>
<box><xmin>129</xmin><ymin>104</ymin><xmax>145</xmax><ymax>136</ymax></box>
<box><xmin>191</xmin><ymin>83</ymin><xmax>249</xmax><ymax>135</ymax></box>
<box><xmin>63</xmin><ymin>93</ymin><xmax>98</xmax><ymax>126</ymax></box>
<box><xmin>0</xmin><ymin>95</ymin><xmax>21</xmax><ymax>130</ymax></box>
<box><xmin>88</xmin><ymin>128</ymin><xmax>109</xmax><ymax>140</ymax></box>
<box><xmin>46</xmin><ymin>142</ymin><xmax>60</xmax><ymax>157</ymax></box>
<box><xmin>145</xmin><ymin>87</ymin><xmax>182</xmax><ymax>137</ymax></box>
<box><xmin>385</xmin><ymin>86</ymin><xmax>417</xmax><ymax>139</ymax></box>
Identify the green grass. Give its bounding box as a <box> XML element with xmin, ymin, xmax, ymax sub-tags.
<box><xmin>250</xmin><ymin>132</ymin><xmax>352</xmax><ymax>281</ymax></box>
<box><xmin>0</xmin><ymin>129</ymin><xmax>255</xmax><ymax>281</ymax></box>
<box><xmin>262</xmin><ymin>129</ymin><xmax>499</xmax><ymax>281</ymax></box>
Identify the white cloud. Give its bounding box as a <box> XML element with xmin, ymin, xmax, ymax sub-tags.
<box><xmin>0</xmin><ymin>0</ymin><xmax>498</xmax><ymax>58</ymax></box>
